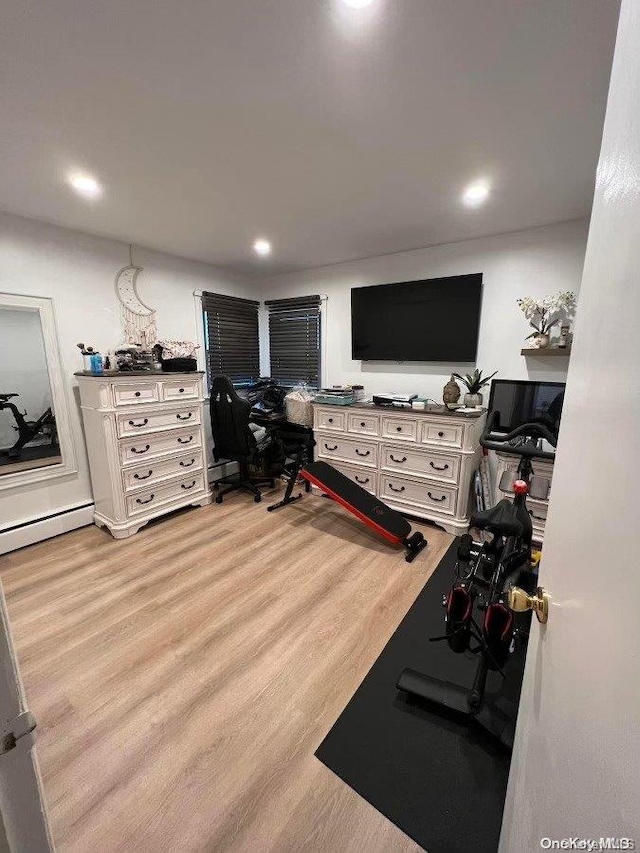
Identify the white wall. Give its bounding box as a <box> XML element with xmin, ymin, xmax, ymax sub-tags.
<box><xmin>0</xmin><ymin>309</ymin><xmax>52</xmax><ymax>449</ymax></box>
<box><xmin>258</xmin><ymin>219</ymin><xmax>588</xmax><ymax>400</ymax></box>
<box><xmin>500</xmin><ymin>0</ymin><xmax>639</xmax><ymax>848</ymax></box>
<box><xmin>0</xmin><ymin>211</ymin><xmax>257</xmax><ymax>532</ymax></box>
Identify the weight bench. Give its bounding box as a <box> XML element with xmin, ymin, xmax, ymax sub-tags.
<box><xmin>299</xmin><ymin>460</ymin><xmax>427</xmax><ymax>562</ymax></box>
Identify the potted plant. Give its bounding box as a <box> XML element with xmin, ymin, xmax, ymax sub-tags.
<box><xmin>517</xmin><ymin>291</ymin><xmax>576</xmax><ymax>348</ymax></box>
<box><xmin>452</xmin><ymin>369</ymin><xmax>497</xmax><ymax>408</ymax></box>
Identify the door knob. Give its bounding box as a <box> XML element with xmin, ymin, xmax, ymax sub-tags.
<box><xmin>508</xmin><ymin>585</ymin><xmax>550</xmax><ymax>624</ymax></box>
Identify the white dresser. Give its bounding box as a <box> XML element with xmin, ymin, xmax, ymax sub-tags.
<box><xmin>494</xmin><ymin>451</ymin><xmax>554</xmax><ymax>544</ymax></box>
<box><xmin>77</xmin><ymin>372</ymin><xmax>211</xmax><ymax>538</ymax></box>
<box><xmin>313</xmin><ymin>403</ymin><xmax>486</xmax><ymax>536</ymax></box>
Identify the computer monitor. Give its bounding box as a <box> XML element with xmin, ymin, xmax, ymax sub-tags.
<box><xmin>487</xmin><ymin>379</ymin><xmax>565</xmax><ymax>433</ymax></box>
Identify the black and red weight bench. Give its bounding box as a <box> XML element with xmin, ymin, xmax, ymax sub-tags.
<box><xmin>268</xmin><ymin>458</ymin><xmax>427</xmax><ymax>562</ymax></box>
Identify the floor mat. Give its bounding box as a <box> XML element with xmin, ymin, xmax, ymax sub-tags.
<box><xmin>315</xmin><ymin>540</ymin><xmax>529</xmax><ymax>853</ymax></box>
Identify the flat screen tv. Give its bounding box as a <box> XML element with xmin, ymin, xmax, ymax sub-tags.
<box><xmin>488</xmin><ymin>379</ymin><xmax>565</xmax><ymax>433</ymax></box>
<box><xmin>351</xmin><ymin>274</ymin><xmax>482</xmax><ymax>362</ymax></box>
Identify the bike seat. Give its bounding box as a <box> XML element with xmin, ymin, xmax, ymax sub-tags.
<box><xmin>470</xmin><ymin>499</ymin><xmax>523</xmax><ymax>537</ymax></box>
<box><xmin>0</xmin><ymin>393</ymin><xmax>19</xmax><ymax>402</ymax></box>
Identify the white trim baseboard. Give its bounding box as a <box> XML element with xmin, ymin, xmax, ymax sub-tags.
<box><xmin>0</xmin><ymin>503</ymin><xmax>94</xmax><ymax>555</ymax></box>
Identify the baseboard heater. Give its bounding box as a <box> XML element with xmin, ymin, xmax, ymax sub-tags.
<box><xmin>0</xmin><ymin>502</ymin><xmax>95</xmax><ymax>555</ymax></box>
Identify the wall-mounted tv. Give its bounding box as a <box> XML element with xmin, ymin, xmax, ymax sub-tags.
<box><xmin>351</xmin><ymin>274</ymin><xmax>483</xmax><ymax>362</ymax></box>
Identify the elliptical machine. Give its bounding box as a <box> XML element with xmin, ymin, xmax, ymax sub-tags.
<box><xmin>396</xmin><ymin>411</ymin><xmax>557</xmax><ymax>748</ymax></box>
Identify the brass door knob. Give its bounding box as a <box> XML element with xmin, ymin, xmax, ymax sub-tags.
<box><xmin>508</xmin><ymin>585</ymin><xmax>550</xmax><ymax>624</ymax></box>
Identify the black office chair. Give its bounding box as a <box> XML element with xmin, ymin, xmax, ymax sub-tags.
<box><xmin>209</xmin><ymin>375</ymin><xmax>276</xmax><ymax>504</ymax></box>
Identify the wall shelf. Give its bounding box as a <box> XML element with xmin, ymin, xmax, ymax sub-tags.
<box><xmin>521</xmin><ymin>347</ymin><xmax>571</xmax><ymax>357</ymax></box>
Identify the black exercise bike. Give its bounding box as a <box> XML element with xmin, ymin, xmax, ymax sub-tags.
<box><xmin>0</xmin><ymin>393</ymin><xmax>58</xmax><ymax>459</ymax></box>
<box><xmin>397</xmin><ymin>411</ymin><xmax>557</xmax><ymax>748</ymax></box>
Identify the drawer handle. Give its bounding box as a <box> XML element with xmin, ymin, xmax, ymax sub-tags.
<box><xmin>181</xmin><ymin>480</ymin><xmax>197</xmax><ymax>490</ymax></box>
<box><xmin>128</xmin><ymin>418</ymin><xmax>149</xmax><ymax>428</ymax></box>
<box><xmin>180</xmin><ymin>458</ymin><xmax>196</xmax><ymax>468</ymax></box>
<box><xmin>438</xmin><ymin>431</ymin><xmax>445</xmax><ymax>438</ymax></box>
<box><xmin>360</xmin><ymin>421</ymin><xmax>366</xmax><ymax>427</ymax></box>
<box><xmin>428</xmin><ymin>491</ymin><xmax>447</xmax><ymax>502</ymax></box>
<box><xmin>130</xmin><ymin>444</ymin><xmax>150</xmax><ymax>454</ymax></box>
<box><xmin>355</xmin><ymin>475</ymin><xmax>370</xmax><ymax>484</ymax></box>
<box><xmin>429</xmin><ymin>461</ymin><xmax>449</xmax><ymax>471</ymax></box>
<box><xmin>176</xmin><ymin>412</ymin><xmax>193</xmax><ymax>421</ymax></box>
<box><xmin>388</xmin><ymin>483</ymin><xmax>405</xmax><ymax>493</ymax></box>
<box><xmin>177</xmin><ymin>436</ymin><xmax>194</xmax><ymax>444</ymax></box>
<box><xmin>135</xmin><ymin>493</ymin><xmax>155</xmax><ymax>505</ymax></box>
<box><xmin>355</xmin><ymin>449</ymin><xmax>370</xmax><ymax>457</ymax></box>
<box><xmin>134</xmin><ymin>470</ymin><xmax>153</xmax><ymax>480</ymax></box>
<box><xmin>328</xmin><ymin>417</ymin><xmax>334</xmax><ymax>423</ymax></box>
<box><xmin>179</xmin><ymin>388</ymin><xmax>185</xmax><ymax>393</ymax></box>
<box><xmin>324</xmin><ymin>443</ymin><xmax>338</xmax><ymax>451</ymax></box>
<box><xmin>390</xmin><ymin>454</ymin><xmax>407</xmax><ymax>463</ymax></box>
<box><xmin>134</xmin><ymin>391</ymin><xmax>141</xmax><ymax>397</ymax></box>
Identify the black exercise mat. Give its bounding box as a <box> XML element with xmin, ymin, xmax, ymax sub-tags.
<box><xmin>316</xmin><ymin>541</ymin><xmax>529</xmax><ymax>853</ymax></box>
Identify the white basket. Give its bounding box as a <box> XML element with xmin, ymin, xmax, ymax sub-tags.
<box><xmin>285</xmin><ymin>395</ymin><xmax>314</xmax><ymax>427</ymax></box>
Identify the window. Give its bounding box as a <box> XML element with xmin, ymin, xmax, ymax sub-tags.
<box><xmin>201</xmin><ymin>291</ymin><xmax>260</xmax><ymax>388</ymax></box>
<box><xmin>266</xmin><ymin>295</ymin><xmax>321</xmax><ymax>387</ymax></box>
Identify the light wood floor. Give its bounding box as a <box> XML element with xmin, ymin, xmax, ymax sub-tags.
<box><xmin>1</xmin><ymin>488</ymin><xmax>452</xmax><ymax>852</ymax></box>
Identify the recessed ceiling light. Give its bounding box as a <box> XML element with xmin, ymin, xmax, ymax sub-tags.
<box><xmin>253</xmin><ymin>239</ymin><xmax>272</xmax><ymax>257</ymax></box>
<box><xmin>342</xmin><ymin>0</ymin><xmax>375</xmax><ymax>7</ymax></box>
<box><xmin>68</xmin><ymin>172</ymin><xmax>103</xmax><ymax>199</ymax></box>
<box><xmin>462</xmin><ymin>180</ymin><xmax>491</xmax><ymax>207</ymax></box>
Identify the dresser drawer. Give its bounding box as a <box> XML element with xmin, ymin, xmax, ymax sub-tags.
<box><xmin>315</xmin><ymin>409</ymin><xmax>346</xmax><ymax>431</ymax></box>
<box><xmin>420</xmin><ymin>420</ymin><xmax>464</xmax><ymax>449</ymax></box>
<box><xmin>380</xmin><ymin>444</ymin><xmax>460</xmax><ymax>484</ymax></box>
<box><xmin>113</xmin><ymin>382</ymin><xmax>160</xmax><ymax>407</ymax></box>
<box><xmin>161</xmin><ymin>379</ymin><xmax>200</xmax><ymax>402</ymax></box>
<box><xmin>126</xmin><ymin>472</ymin><xmax>207</xmax><ymax>517</ymax></box>
<box><xmin>120</xmin><ymin>428</ymin><xmax>202</xmax><ymax>466</ymax></box>
<box><xmin>347</xmin><ymin>413</ymin><xmax>379</xmax><ymax>437</ymax></box>
<box><xmin>122</xmin><ymin>451</ymin><xmax>204</xmax><ymax>493</ymax></box>
<box><xmin>380</xmin><ymin>474</ymin><xmax>456</xmax><ymax>515</ymax></box>
<box><xmin>117</xmin><ymin>406</ymin><xmax>201</xmax><ymax>438</ymax></box>
<box><xmin>330</xmin><ymin>462</ymin><xmax>377</xmax><ymax>494</ymax></box>
<box><xmin>381</xmin><ymin>416</ymin><xmax>417</xmax><ymax>442</ymax></box>
<box><xmin>316</xmin><ymin>434</ymin><xmax>377</xmax><ymax>468</ymax></box>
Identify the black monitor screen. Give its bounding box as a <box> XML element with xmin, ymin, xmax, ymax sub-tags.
<box><xmin>351</xmin><ymin>274</ymin><xmax>482</xmax><ymax>362</ymax></box>
<box><xmin>488</xmin><ymin>380</ymin><xmax>565</xmax><ymax>433</ymax></box>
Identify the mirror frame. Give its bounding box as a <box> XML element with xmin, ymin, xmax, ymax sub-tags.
<box><xmin>0</xmin><ymin>292</ymin><xmax>77</xmax><ymax>491</ymax></box>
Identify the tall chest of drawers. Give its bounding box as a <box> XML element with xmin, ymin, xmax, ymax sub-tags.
<box><xmin>77</xmin><ymin>372</ymin><xmax>211</xmax><ymax>538</ymax></box>
<box><xmin>313</xmin><ymin>403</ymin><xmax>486</xmax><ymax>537</ymax></box>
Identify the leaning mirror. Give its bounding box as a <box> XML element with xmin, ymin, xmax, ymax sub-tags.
<box><xmin>0</xmin><ymin>293</ymin><xmax>76</xmax><ymax>489</ymax></box>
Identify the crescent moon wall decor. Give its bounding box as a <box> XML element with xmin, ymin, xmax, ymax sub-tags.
<box><xmin>115</xmin><ymin>247</ymin><xmax>158</xmax><ymax>347</ymax></box>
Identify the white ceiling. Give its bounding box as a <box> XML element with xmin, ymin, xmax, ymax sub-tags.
<box><xmin>0</xmin><ymin>0</ymin><xmax>620</xmax><ymax>275</ymax></box>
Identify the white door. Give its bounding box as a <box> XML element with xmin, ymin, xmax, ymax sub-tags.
<box><xmin>0</xmin><ymin>578</ymin><xmax>52</xmax><ymax>852</ymax></box>
<box><xmin>500</xmin><ymin>1</ymin><xmax>639</xmax><ymax>849</ymax></box>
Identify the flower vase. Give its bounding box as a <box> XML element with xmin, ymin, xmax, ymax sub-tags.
<box><xmin>531</xmin><ymin>333</ymin><xmax>550</xmax><ymax>349</ymax></box>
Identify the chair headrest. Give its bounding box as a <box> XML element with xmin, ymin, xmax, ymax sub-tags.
<box><xmin>210</xmin><ymin>375</ymin><xmax>244</xmax><ymax>405</ymax></box>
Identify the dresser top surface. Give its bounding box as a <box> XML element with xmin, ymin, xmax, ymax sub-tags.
<box><xmin>75</xmin><ymin>371</ymin><xmax>205</xmax><ymax>378</ymax></box>
<box><xmin>313</xmin><ymin>400</ymin><xmax>486</xmax><ymax>420</ymax></box>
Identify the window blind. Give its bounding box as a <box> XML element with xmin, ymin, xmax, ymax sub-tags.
<box><xmin>266</xmin><ymin>295</ymin><xmax>321</xmax><ymax>387</ymax></box>
<box><xmin>201</xmin><ymin>291</ymin><xmax>260</xmax><ymax>387</ymax></box>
